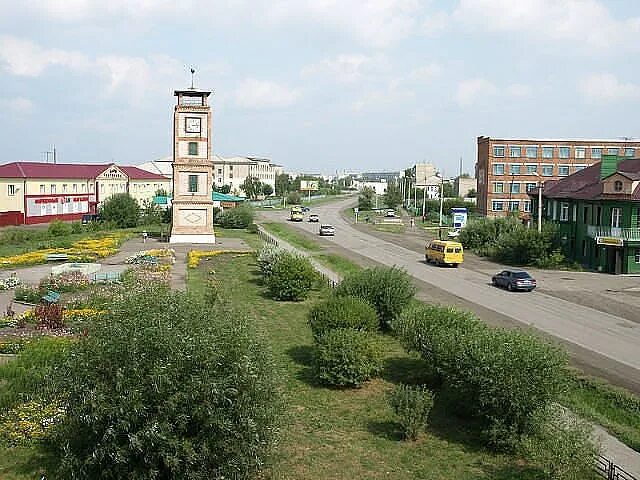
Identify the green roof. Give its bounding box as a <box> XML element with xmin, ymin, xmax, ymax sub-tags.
<box><xmin>212</xmin><ymin>191</ymin><xmax>245</xmax><ymax>202</ymax></box>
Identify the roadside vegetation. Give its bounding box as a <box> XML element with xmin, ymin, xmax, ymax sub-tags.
<box><xmin>261</xmin><ymin>222</ymin><xmax>322</xmax><ymax>252</ymax></box>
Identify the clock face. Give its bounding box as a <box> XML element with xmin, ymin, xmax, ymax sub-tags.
<box><xmin>185</xmin><ymin>117</ymin><xmax>201</xmax><ymax>134</ymax></box>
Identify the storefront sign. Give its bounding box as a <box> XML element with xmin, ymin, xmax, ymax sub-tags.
<box><xmin>596</xmin><ymin>236</ymin><xmax>624</xmax><ymax>247</ymax></box>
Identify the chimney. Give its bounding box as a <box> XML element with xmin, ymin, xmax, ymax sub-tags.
<box><xmin>600</xmin><ymin>154</ymin><xmax>622</xmax><ymax>180</ymax></box>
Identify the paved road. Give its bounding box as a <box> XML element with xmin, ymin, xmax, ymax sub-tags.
<box><xmin>260</xmin><ymin>198</ymin><xmax>640</xmax><ymax>393</ymax></box>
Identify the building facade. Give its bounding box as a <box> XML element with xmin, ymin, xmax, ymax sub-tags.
<box><xmin>476</xmin><ymin>136</ymin><xmax>640</xmax><ymax>218</ymax></box>
<box><xmin>412</xmin><ymin>163</ymin><xmax>442</xmax><ymax>199</ymax></box>
<box><xmin>454</xmin><ymin>176</ymin><xmax>477</xmax><ymax>198</ymax></box>
<box><xmin>533</xmin><ymin>155</ymin><xmax>640</xmax><ymax>274</ymax></box>
<box><xmin>0</xmin><ymin>162</ymin><xmax>169</xmax><ymax>226</ymax></box>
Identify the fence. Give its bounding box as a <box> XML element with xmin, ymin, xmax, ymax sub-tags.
<box><xmin>256</xmin><ymin>227</ymin><xmax>339</xmax><ymax>289</ymax></box>
<box><xmin>596</xmin><ymin>455</ymin><xmax>638</xmax><ymax>480</ymax></box>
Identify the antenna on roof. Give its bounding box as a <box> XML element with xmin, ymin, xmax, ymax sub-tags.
<box><xmin>190</xmin><ymin>67</ymin><xmax>196</xmax><ymax>90</ymax></box>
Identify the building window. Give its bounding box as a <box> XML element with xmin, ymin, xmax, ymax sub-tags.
<box><xmin>492</xmin><ymin>200</ymin><xmax>504</xmax><ymax>211</ymax></box>
<box><xmin>542</xmin><ymin>165</ymin><xmax>553</xmax><ymax>176</ymax></box>
<box><xmin>493</xmin><ymin>163</ymin><xmax>505</xmax><ymax>175</ymax></box>
<box><xmin>526</xmin><ymin>182</ymin><xmax>537</xmax><ymax>192</ymax></box>
<box><xmin>7</xmin><ymin>184</ymin><xmax>16</xmax><ymax>196</ymax></box>
<box><xmin>558</xmin><ymin>165</ymin><xmax>570</xmax><ymax>176</ymax></box>
<box><xmin>509</xmin><ymin>201</ymin><xmax>519</xmax><ymax>212</ymax></box>
<box><xmin>583</xmin><ymin>240</ymin><xmax>588</xmax><ymax>257</ymax></box>
<box><xmin>509</xmin><ymin>164</ymin><xmax>521</xmax><ymax>175</ymax></box>
<box><xmin>229</xmin><ymin>165</ymin><xmax>233</xmax><ymax>171</ymax></box>
<box><xmin>39</xmin><ymin>184</ymin><xmax>45</xmax><ymax>194</ymax></box>
<box><xmin>608</xmin><ymin>148</ymin><xmax>619</xmax><ymax>155</ymax></box>
<box><xmin>595</xmin><ymin>206</ymin><xmax>602</xmax><ymax>226</ymax></box>
<box><xmin>559</xmin><ymin>147</ymin><xmax>570</xmax><ymax>159</ymax></box>
<box><xmin>62</xmin><ymin>184</ymin><xmax>67</xmax><ymax>193</ymax></box>
<box><xmin>575</xmin><ymin>147</ymin><xmax>586</xmax><ymax>159</ymax></box>
<box><xmin>526</xmin><ymin>164</ymin><xmax>537</xmax><ymax>174</ymax></box>
<box><xmin>493</xmin><ymin>145</ymin><xmax>505</xmax><ymax>157</ymax></box>
<box><xmin>573</xmin><ymin>204</ymin><xmax>577</xmax><ymax>221</ymax></box>
<box><xmin>636</xmin><ymin>249</ymin><xmax>640</xmax><ymax>264</ymax></box>
<box><xmin>543</xmin><ymin>146</ymin><xmax>554</xmax><ymax>158</ymax></box>
<box><xmin>560</xmin><ymin>202</ymin><xmax>569</xmax><ymax>221</ymax></box>
<box><xmin>625</xmin><ymin>148</ymin><xmax>635</xmax><ymax>157</ymax></box>
<box><xmin>510</xmin><ymin>182</ymin><xmax>520</xmax><ymax>194</ymax></box>
<box><xmin>583</xmin><ymin>205</ymin><xmax>589</xmax><ymax>224</ymax></box>
<box><xmin>592</xmin><ymin>147</ymin><xmax>602</xmax><ymax>159</ymax></box>
<box><xmin>493</xmin><ymin>182</ymin><xmax>504</xmax><ymax>194</ymax></box>
<box><xmin>188</xmin><ymin>142</ymin><xmax>198</xmax><ymax>155</ymax></box>
<box><xmin>525</xmin><ymin>146</ymin><xmax>537</xmax><ymax>158</ymax></box>
<box><xmin>72</xmin><ymin>184</ymin><xmax>77</xmax><ymax>193</ymax></box>
<box><xmin>218</xmin><ymin>177</ymin><xmax>222</xmax><ymax>184</ymax></box>
<box><xmin>523</xmin><ymin>200</ymin><xmax>531</xmax><ymax>212</ymax></box>
<box><xmin>51</xmin><ymin>184</ymin><xmax>56</xmax><ymax>194</ymax></box>
<box><xmin>81</xmin><ymin>184</ymin><xmax>86</xmax><ymax>192</ymax></box>
<box><xmin>510</xmin><ymin>146</ymin><xmax>521</xmax><ymax>158</ymax></box>
<box><xmin>614</xmin><ymin>180</ymin><xmax>623</xmax><ymax>192</ymax></box>
<box><xmin>611</xmin><ymin>207</ymin><xmax>622</xmax><ymax>228</ymax></box>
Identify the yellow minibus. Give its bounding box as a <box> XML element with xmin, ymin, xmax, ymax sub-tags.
<box><xmin>425</xmin><ymin>240</ymin><xmax>464</xmax><ymax>267</ymax></box>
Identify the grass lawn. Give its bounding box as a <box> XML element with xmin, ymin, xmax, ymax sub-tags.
<box><xmin>314</xmin><ymin>254</ymin><xmax>362</xmax><ymax>278</ymax></box>
<box><xmin>0</xmin><ymin>445</ymin><xmax>57</xmax><ymax>480</ymax></box>
<box><xmin>373</xmin><ymin>223</ymin><xmax>406</xmax><ymax>234</ymax></box>
<box><xmin>214</xmin><ymin>226</ymin><xmax>263</xmax><ymax>249</ymax></box>
<box><xmin>187</xmin><ymin>253</ymin><xmax>544</xmax><ymax>480</ymax></box>
<box><xmin>261</xmin><ymin>222</ymin><xmax>322</xmax><ymax>252</ymax></box>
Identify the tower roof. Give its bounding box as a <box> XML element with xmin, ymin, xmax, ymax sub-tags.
<box><xmin>174</xmin><ymin>88</ymin><xmax>211</xmax><ymax>97</ymax></box>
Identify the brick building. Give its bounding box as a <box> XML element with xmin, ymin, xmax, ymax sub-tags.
<box><xmin>476</xmin><ymin>136</ymin><xmax>640</xmax><ymax>217</ymax></box>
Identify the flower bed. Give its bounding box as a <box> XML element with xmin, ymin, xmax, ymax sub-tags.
<box><xmin>0</xmin><ymin>400</ymin><xmax>65</xmax><ymax>446</ymax></box>
<box><xmin>124</xmin><ymin>264</ymin><xmax>172</xmax><ymax>284</ymax></box>
<box><xmin>0</xmin><ymin>233</ymin><xmax>127</xmax><ymax>269</ymax></box>
<box><xmin>0</xmin><ymin>339</ymin><xmax>26</xmax><ymax>354</ymax></box>
<box><xmin>39</xmin><ymin>271</ymin><xmax>91</xmax><ymax>293</ymax></box>
<box><xmin>125</xmin><ymin>248</ymin><xmax>175</xmax><ymax>265</ymax></box>
<box><xmin>0</xmin><ymin>275</ymin><xmax>21</xmax><ymax>290</ymax></box>
<box><xmin>187</xmin><ymin>250</ymin><xmax>253</xmax><ymax>269</ymax></box>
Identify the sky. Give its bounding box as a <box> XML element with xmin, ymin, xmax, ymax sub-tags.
<box><xmin>1</xmin><ymin>0</ymin><xmax>640</xmax><ymax>176</ymax></box>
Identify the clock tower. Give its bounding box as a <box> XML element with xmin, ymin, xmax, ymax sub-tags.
<box><xmin>169</xmin><ymin>87</ymin><xmax>216</xmax><ymax>244</ymax></box>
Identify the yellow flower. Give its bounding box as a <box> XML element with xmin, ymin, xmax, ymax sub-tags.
<box><xmin>187</xmin><ymin>250</ymin><xmax>253</xmax><ymax>268</ymax></box>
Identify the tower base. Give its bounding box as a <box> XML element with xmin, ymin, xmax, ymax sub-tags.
<box><xmin>169</xmin><ymin>233</ymin><xmax>216</xmax><ymax>244</ymax></box>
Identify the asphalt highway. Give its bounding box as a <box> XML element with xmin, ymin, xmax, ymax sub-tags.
<box><xmin>261</xmin><ymin>198</ymin><xmax>640</xmax><ymax>392</ymax></box>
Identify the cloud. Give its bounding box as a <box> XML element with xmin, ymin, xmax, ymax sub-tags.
<box><xmin>422</xmin><ymin>11</ymin><xmax>449</xmax><ymax>36</ymax></box>
<box><xmin>302</xmin><ymin>54</ymin><xmax>389</xmax><ymax>83</ymax></box>
<box><xmin>0</xmin><ymin>97</ymin><xmax>34</xmax><ymax>113</ymax></box>
<box><xmin>455</xmin><ymin>78</ymin><xmax>497</xmax><ymax>106</ymax></box>
<box><xmin>234</xmin><ymin>78</ymin><xmax>301</xmax><ymax>110</ymax></box>
<box><xmin>506</xmin><ymin>83</ymin><xmax>532</xmax><ymax>98</ymax></box>
<box><xmin>0</xmin><ymin>35</ymin><xmax>90</xmax><ymax>76</ymax></box>
<box><xmin>408</xmin><ymin>63</ymin><xmax>442</xmax><ymax>82</ymax></box>
<box><xmin>453</xmin><ymin>0</ymin><xmax>640</xmax><ymax>51</ymax></box>
<box><xmin>579</xmin><ymin>74</ymin><xmax>640</xmax><ymax>103</ymax></box>
<box><xmin>351</xmin><ymin>79</ymin><xmax>415</xmax><ymax>111</ymax></box>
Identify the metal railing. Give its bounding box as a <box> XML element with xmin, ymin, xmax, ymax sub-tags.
<box><xmin>596</xmin><ymin>454</ymin><xmax>638</xmax><ymax>480</ymax></box>
<box><xmin>586</xmin><ymin>225</ymin><xmax>640</xmax><ymax>241</ymax></box>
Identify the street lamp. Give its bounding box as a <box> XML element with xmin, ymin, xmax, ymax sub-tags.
<box><xmin>532</xmin><ymin>172</ymin><xmax>543</xmax><ymax>233</ymax></box>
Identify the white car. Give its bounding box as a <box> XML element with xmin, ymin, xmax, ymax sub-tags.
<box><xmin>319</xmin><ymin>224</ymin><xmax>336</xmax><ymax>236</ymax></box>
<box><xmin>309</xmin><ymin>214</ymin><xmax>320</xmax><ymax>222</ymax></box>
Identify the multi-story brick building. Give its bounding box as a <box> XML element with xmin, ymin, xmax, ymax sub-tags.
<box><xmin>476</xmin><ymin>136</ymin><xmax>640</xmax><ymax>217</ymax></box>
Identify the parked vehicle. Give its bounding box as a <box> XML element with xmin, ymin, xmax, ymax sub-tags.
<box><xmin>425</xmin><ymin>240</ymin><xmax>463</xmax><ymax>267</ymax></box>
<box><xmin>319</xmin><ymin>224</ymin><xmax>336</xmax><ymax>236</ymax></box>
<box><xmin>81</xmin><ymin>214</ymin><xmax>100</xmax><ymax>225</ymax></box>
<box><xmin>309</xmin><ymin>214</ymin><xmax>319</xmax><ymax>222</ymax></box>
<box><xmin>385</xmin><ymin>209</ymin><xmax>396</xmax><ymax>217</ymax></box>
<box><xmin>492</xmin><ymin>269</ymin><xmax>537</xmax><ymax>292</ymax></box>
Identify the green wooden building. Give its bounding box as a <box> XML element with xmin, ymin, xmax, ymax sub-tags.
<box><xmin>532</xmin><ymin>155</ymin><xmax>640</xmax><ymax>274</ymax></box>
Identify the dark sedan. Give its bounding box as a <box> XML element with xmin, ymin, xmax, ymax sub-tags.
<box><xmin>492</xmin><ymin>269</ymin><xmax>536</xmax><ymax>292</ymax></box>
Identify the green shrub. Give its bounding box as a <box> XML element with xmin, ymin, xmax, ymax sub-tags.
<box><xmin>389</xmin><ymin>384</ymin><xmax>435</xmax><ymax>440</ymax></box>
<box><xmin>308</xmin><ymin>295</ymin><xmax>378</xmax><ymax>341</ymax></box>
<box><xmin>50</xmin><ymin>287</ymin><xmax>282</xmax><ymax>480</ymax></box>
<box><xmin>0</xmin><ymin>339</ymin><xmax>26</xmax><ymax>355</ymax></box>
<box><xmin>256</xmin><ymin>244</ymin><xmax>284</xmax><ymax>279</ymax></box>
<box><xmin>266</xmin><ymin>252</ymin><xmax>316</xmax><ymax>301</ymax></box>
<box><xmin>394</xmin><ymin>303</ymin><xmax>568</xmax><ymax>446</ymax></box>
<box><xmin>246</xmin><ymin>222</ymin><xmax>259</xmax><ymax>234</ymax></box>
<box><xmin>315</xmin><ymin>329</ymin><xmax>383</xmax><ymax>387</ymax></box>
<box><xmin>219</xmin><ymin>205</ymin><xmax>254</xmax><ymax>229</ymax></box>
<box><xmin>48</xmin><ymin>220</ymin><xmax>72</xmax><ymax>237</ymax></box>
<box><xmin>71</xmin><ymin>221</ymin><xmax>83</xmax><ymax>234</ymax></box>
<box><xmin>286</xmin><ymin>191</ymin><xmax>301</xmax><ymax>205</ymax></box>
<box><xmin>519</xmin><ymin>405</ymin><xmax>600</xmax><ymax>480</ymax></box>
<box><xmin>14</xmin><ymin>285</ymin><xmax>42</xmax><ymax>304</ymax></box>
<box><xmin>99</xmin><ymin>193</ymin><xmax>140</xmax><ymax>228</ymax></box>
<box><xmin>335</xmin><ymin>267</ymin><xmax>416</xmax><ymax>329</ymax></box>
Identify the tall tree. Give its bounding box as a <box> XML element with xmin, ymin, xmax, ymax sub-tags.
<box><xmin>275</xmin><ymin>173</ymin><xmax>292</xmax><ymax>196</ymax></box>
<box><xmin>358</xmin><ymin>187</ymin><xmax>375</xmax><ymax>210</ymax></box>
<box><xmin>442</xmin><ymin>181</ymin><xmax>454</xmax><ymax>198</ymax></box>
<box><xmin>261</xmin><ymin>183</ymin><xmax>274</xmax><ymax>196</ymax></box>
<box><xmin>384</xmin><ymin>182</ymin><xmax>402</xmax><ymax>209</ymax></box>
<box><xmin>240</xmin><ymin>176</ymin><xmax>262</xmax><ymax>200</ymax></box>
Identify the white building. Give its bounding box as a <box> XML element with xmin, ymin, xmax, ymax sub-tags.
<box><xmin>353</xmin><ymin>179</ymin><xmax>388</xmax><ymax>196</ymax></box>
<box><xmin>138</xmin><ymin>155</ymin><xmax>283</xmax><ymax>197</ymax></box>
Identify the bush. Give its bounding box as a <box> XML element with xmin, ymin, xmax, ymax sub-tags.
<box><xmin>315</xmin><ymin>329</ymin><xmax>383</xmax><ymax>387</ymax></box>
<box><xmin>389</xmin><ymin>384</ymin><xmax>435</xmax><ymax>440</ymax></box>
<box><xmin>14</xmin><ymin>286</ymin><xmax>42</xmax><ymax>304</ymax></box>
<box><xmin>50</xmin><ymin>287</ymin><xmax>282</xmax><ymax>480</ymax></box>
<box><xmin>70</xmin><ymin>221</ymin><xmax>83</xmax><ymax>234</ymax></box>
<box><xmin>266</xmin><ymin>252</ymin><xmax>316</xmax><ymax>301</ymax></box>
<box><xmin>286</xmin><ymin>191</ymin><xmax>301</xmax><ymax>205</ymax></box>
<box><xmin>393</xmin><ymin>303</ymin><xmax>568</xmax><ymax>446</ymax></box>
<box><xmin>519</xmin><ymin>405</ymin><xmax>600</xmax><ymax>480</ymax></box>
<box><xmin>99</xmin><ymin>193</ymin><xmax>140</xmax><ymax>228</ymax></box>
<box><xmin>308</xmin><ymin>295</ymin><xmax>378</xmax><ymax>341</ymax></box>
<box><xmin>219</xmin><ymin>205</ymin><xmax>254</xmax><ymax>229</ymax></box>
<box><xmin>246</xmin><ymin>223</ymin><xmax>259</xmax><ymax>234</ymax></box>
<box><xmin>256</xmin><ymin>244</ymin><xmax>285</xmax><ymax>279</ymax></box>
<box><xmin>335</xmin><ymin>267</ymin><xmax>416</xmax><ymax>329</ymax></box>
<box><xmin>39</xmin><ymin>271</ymin><xmax>90</xmax><ymax>293</ymax></box>
<box><xmin>48</xmin><ymin>220</ymin><xmax>72</xmax><ymax>237</ymax></box>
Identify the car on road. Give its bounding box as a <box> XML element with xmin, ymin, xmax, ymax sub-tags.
<box><xmin>385</xmin><ymin>209</ymin><xmax>397</xmax><ymax>217</ymax></box>
<box><xmin>309</xmin><ymin>214</ymin><xmax>319</xmax><ymax>222</ymax></box>
<box><xmin>492</xmin><ymin>269</ymin><xmax>537</xmax><ymax>292</ymax></box>
<box><xmin>319</xmin><ymin>224</ymin><xmax>335</xmax><ymax>236</ymax></box>
<box><xmin>302</xmin><ymin>206</ymin><xmax>310</xmax><ymax>212</ymax></box>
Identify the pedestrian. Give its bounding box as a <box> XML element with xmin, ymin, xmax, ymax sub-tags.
<box><xmin>410</xmin><ymin>217</ymin><xmax>415</xmax><ymax>229</ymax></box>
<box><xmin>142</xmin><ymin>231</ymin><xmax>148</xmax><ymax>243</ymax></box>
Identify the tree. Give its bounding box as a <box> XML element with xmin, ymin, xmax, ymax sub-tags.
<box><xmin>442</xmin><ymin>181</ymin><xmax>454</xmax><ymax>198</ymax></box>
<box><xmin>154</xmin><ymin>188</ymin><xmax>168</xmax><ymax>197</ymax></box>
<box><xmin>358</xmin><ymin>187</ymin><xmax>375</xmax><ymax>210</ymax></box>
<box><xmin>51</xmin><ymin>286</ymin><xmax>282</xmax><ymax>480</ymax></box>
<box><xmin>384</xmin><ymin>182</ymin><xmax>402</xmax><ymax>209</ymax></box>
<box><xmin>286</xmin><ymin>191</ymin><xmax>301</xmax><ymax>205</ymax></box>
<box><xmin>262</xmin><ymin>183</ymin><xmax>274</xmax><ymax>197</ymax></box>
<box><xmin>240</xmin><ymin>176</ymin><xmax>262</xmax><ymax>200</ymax></box>
<box><xmin>99</xmin><ymin>193</ymin><xmax>140</xmax><ymax>228</ymax></box>
<box><xmin>466</xmin><ymin>188</ymin><xmax>477</xmax><ymax>198</ymax></box>
<box><xmin>214</xmin><ymin>184</ymin><xmax>231</xmax><ymax>194</ymax></box>
<box><xmin>139</xmin><ymin>199</ymin><xmax>164</xmax><ymax>225</ymax></box>
<box><xmin>275</xmin><ymin>173</ymin><xmax>292</xmax><ymax>197</ymax></box>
